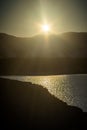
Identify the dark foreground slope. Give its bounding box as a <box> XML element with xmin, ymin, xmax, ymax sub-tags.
<box><xmin>1</xmin><ymin>78</ymin><xmax>87</xmax><ymax>129</ymax></box>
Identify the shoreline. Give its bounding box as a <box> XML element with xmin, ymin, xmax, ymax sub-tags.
<box><xmin>1</xmin><ymin>78</ymin><xmax>87</xmax><ymax>129</ymax></box>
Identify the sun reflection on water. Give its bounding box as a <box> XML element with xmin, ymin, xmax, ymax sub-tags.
<box><xmin>1</xmin><ymin>74</ymin><xmax>87</xmax><ymax>111</ymax></box>
<box><xmin>1</xmin><ymin>75</ymin><xmax>73</xmax><ymax>104</ymax></box>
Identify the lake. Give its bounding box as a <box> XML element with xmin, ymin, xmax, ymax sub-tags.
<box><xmin>1</xmin><ymin>74</ymin><xmax>87</xmax><ymax>112</ymax></box>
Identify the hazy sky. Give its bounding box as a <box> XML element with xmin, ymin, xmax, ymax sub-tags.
<box><xmin>0</xmin><ymin>0</ymin><xmax>87</xmax><ymax>36</ymax></box>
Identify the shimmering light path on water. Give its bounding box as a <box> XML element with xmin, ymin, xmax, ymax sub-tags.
<box><xmin>1</xmin><ymin>74</ymin><xmax>87</xmax><ymax>111</ymax></box>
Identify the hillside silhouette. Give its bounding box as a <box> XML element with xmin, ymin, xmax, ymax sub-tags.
<box><xmin>0</xmin><ymin>32</ymin><xmax>87</xmax><ymax>58</ymax></box>
<box><xmin>1</xmin><ymin>78</ymin><xmax>87</xmax><ymax>129</ymax></box>
<box><xmin>0</xmin><ymin>32</ymin><xmax>87</xmax><ymax>75</ymax></box>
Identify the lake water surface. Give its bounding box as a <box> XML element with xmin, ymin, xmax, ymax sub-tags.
<box><xmin>1</xmin><ymin>74</ymin><xmax>87</xmax><ymax>112</ymax></box>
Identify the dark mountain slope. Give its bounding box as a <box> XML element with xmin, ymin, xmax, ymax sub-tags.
<box><xmin>1</xmin><ymin>78</ymin><xmax>87</xmax><ymax>129</ymax></box>
<box><xmin>0</xmin><ymin>32</ymin><xmax>87</xmax><ymax>58</ymax></box>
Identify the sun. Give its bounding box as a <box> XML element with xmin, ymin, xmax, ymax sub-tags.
<box><xmin>41</xmin><ymin>24</ymin><xmax>50</xmax><ymax>33</ymax></box>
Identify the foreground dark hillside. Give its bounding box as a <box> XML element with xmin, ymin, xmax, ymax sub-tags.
<box><xmin>1</xmin><ymin>78</ymin><xmax>87</xmax><ymax>129</ymax></box>
<box><xmin>0</xmin><ymin>58</ymin><xmax>87</xmax><ymax>75</ymax></box>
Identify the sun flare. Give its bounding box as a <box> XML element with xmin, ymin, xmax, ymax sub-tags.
<box><xmin>41</xmin><ymin>24</ymin><xmax>50</xmax><ymax>33</ymax></box>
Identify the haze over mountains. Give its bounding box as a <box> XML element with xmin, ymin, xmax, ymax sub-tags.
<box><xmin>0</xmin><ymin>32</ymin><xmax>87</xmax><ymax>58</ymax></box>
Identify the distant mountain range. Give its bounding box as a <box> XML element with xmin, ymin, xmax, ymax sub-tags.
<box><xmin>0</xmin><ymin>32</ymin><xmax>87</xmax><ymax>58</ymax></box>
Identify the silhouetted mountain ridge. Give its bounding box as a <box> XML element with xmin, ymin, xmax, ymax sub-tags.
<box><xmin>0</xmin><ymin>32</ymin><xmax>87</xmax><ymax>58</ymax></box>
